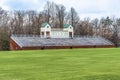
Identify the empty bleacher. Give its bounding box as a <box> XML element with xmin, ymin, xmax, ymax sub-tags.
<box><xmin>10</xmin><ymin>36</ymin><xmax>114</xmax><ymax>50</ymax></box>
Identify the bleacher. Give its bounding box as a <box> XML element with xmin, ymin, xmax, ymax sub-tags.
<box><xmin>11</xmin><ymin>36</ymin><xmax>114</xmax><ymax>48</ymax></box>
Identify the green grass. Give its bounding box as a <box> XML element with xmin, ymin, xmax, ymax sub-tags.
<box><xmin>0</xmin><ymin>48</ymin><xmax>120</xmax><ymax>80</ymax></box>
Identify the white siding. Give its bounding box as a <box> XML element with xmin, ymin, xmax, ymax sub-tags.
<box><xmin>51</xmin><ymin>31</ymin><xmax>69</xmax><ymax>38</ymax></box>
<box><xmin>40</xmin><ymin>24</ymin><xmax>74</xmax><ymax>38</ymax></box>
<box><xmin>41</xmin><ymin>24</ymin><xmax>51</xmax><ymax>38</ymax></box>
<box><xmin>41</xmin><ymin>24</ymin><xmax>51</xmax><ymax>32</ymax></box>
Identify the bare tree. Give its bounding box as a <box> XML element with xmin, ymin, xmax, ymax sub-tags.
<box><xmin>92</xmin><ymin>18</ymin><xmax>99</xmax><ymax>35</ymax></box>
<box><xmin>9</xmin><ymin>10</ymin><xmax>25</xmax><ymax>35</ymax></box>
<box><xmin>68</xmin><ymin>7</ymin><xmax>79</xmax><ymax>28</ymax></box>
<box><xmin>56</xmin><ymin>5</ymin><xmax>66</xmax><ymax>28</ymax></box>
<box><xmin>44</xmin><ymin>1</ymin><xmax>51</xmax><ymax>23</ymax></box>
<box><xmin>75</xmin><ymin>19</ymin><xmax>94</xmax><ymax>36</ymax></box>
<box><xmin>112</xmin><ymin>18</ymin><xmax>120</xmax><ymax>47</ymax></box>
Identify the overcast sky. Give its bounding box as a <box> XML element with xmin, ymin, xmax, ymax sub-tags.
<box><xmin>0</xmin><ymin>0</ymin><xmax>120</xmax><ymax>19</ymax></box>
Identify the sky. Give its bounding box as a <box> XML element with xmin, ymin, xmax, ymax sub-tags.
<box><xmin>0</xmin><ymin>0</ymin><xmax>120</xmax><ymax>19</ymax></box>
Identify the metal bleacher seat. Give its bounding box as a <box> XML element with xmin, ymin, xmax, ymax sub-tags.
<box><xmin>11</xmin><ymin>36</ymin><xmax>114</xmax><ymax>48</ymax></box>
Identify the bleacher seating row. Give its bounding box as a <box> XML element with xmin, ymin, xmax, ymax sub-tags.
<box><xmin>11</xmin><ymin>36</ymin><xmax>114</xmax><ymax>47</ymax></box>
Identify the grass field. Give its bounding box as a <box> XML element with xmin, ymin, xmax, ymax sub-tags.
<box><xmin>0</xmin><ymin>48</ymin><xmax>120</xmax><ymax>80</ymax></box>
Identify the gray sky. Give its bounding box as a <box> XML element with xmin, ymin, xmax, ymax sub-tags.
<box><xmin>0</xmin><ymin>0</ymin><xmax>120</xmax><ymax>19</ymax></box>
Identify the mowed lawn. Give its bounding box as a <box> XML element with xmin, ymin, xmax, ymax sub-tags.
<box><xmin>0</xmin><ymin>48</ymin><xmax>120</xmax><ymax>80</ymax></box>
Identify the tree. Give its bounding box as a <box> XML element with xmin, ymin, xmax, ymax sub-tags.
<box><xmin>43</xmin><ymin>2</ymin><xmax>57</xmax><ymax>27</ymax></box>
<box><xmin>0</xmin><ymin>27</ymin><xmax>9</xmax><ymax>50</ymax></box>
<box><xmin>99</xmin><ymin>17</ymin><xmax>113</xmax><ymax>39</ymax></box>
<box><xmin>92</xmin><ymin>18</ymin><xmax>99</xmax><ymax>35</ymax></box>
<box><xmin>68</xmin><ymin>7</ymin><xmax>79</xmax><ymax>29</ymax></box>
<box><xmin>56</xmin><ymin>5</ymin><xmax>66</xmax><ymax>28</ymax></box>
<box><xmin>75</xmin><ymin>19</ymin><xmax>94</xmax><ymax>36</ymax></box>
<box><xmin>112</xmin><ymin>18</ymin><xmax>120</xmax><ymax>47</ymax></box>
<box><xmin>44</xmin><ymin>1</ymin><xmax>51</xmax><ymax>23</ymax></box>
<box><xmin>104</xmin><ymin>17</ymin><xmax>113</xmax><ymax>26</ymax></box>
<box><xmin>9</xmin><ymin>10</ymin><xmax>25</xmax><ymax>35</ymax></box>
<box><xmin>0</xmin><ymin>7</ymin><xmax>9</xmax><ymax>50</ymax></box>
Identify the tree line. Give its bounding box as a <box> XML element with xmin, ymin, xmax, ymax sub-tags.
<box><xmin>0</xmin><ymin>1</ymin><xmax>120</xmax><ymax>50</ymax></box>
